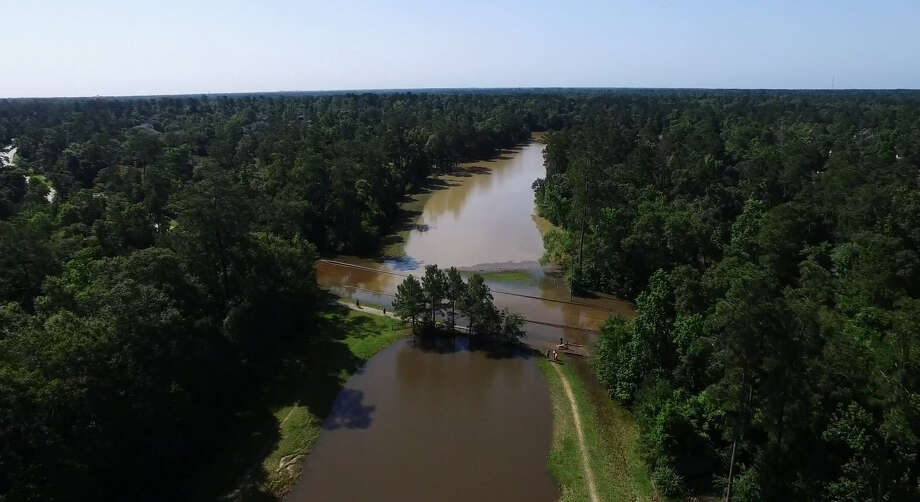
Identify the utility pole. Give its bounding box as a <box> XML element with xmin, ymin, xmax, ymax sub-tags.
<box><xmin>575</xmin><ymin>160</ymin><xmax>589</xmax><ymax>300</ymax></box>
<box><xmin>725</xmin><ymin>440</ymin><xmax>737</xmax><ymax>501</ymax></box>
<box><xmin>727</xmin><ymin>373</ymin><xmax>753</xmax><ymax>502</ymax></box>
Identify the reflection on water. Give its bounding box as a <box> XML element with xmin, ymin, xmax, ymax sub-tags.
<box><xmin>287</xmin><ymin>339</ymin><xmax>558</xmax><ymax>502</ymax></box>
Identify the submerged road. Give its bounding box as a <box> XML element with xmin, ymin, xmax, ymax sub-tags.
<box><xmin>319</xmin><ymin>259</ymin><xmax>616</xmax><ymax>311</ymax></box>
<box><xmin>318</xmin><ymin>258</ymin><xmax>615</xmax><ymax>335</ymax></box>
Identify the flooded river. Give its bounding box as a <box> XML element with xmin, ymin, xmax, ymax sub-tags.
<box><xmin>395</xmin><ymin>140</ymin><xmax>549</xmax><ymax>268</ymax></box>
<box><xmin>315</xmin><ymin>136</ymin><xmax>632</xmax><ymax>345</ymax></box>
<box><xmin>290</xmin><ymin>135</ymin><xmax>631</xmax><ymax>501</ymax></box>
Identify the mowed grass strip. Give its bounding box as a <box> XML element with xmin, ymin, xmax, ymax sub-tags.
<box><xmin>538</xmin><ymin>356</ymin><xmax>657</xmax><ymax>502</ymax></box>
<box><xmin>465</xmin><ymin>269</ymin><xmax>538</xmax><ymax>285</ymax></box>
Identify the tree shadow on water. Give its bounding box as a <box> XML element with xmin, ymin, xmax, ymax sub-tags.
<box><xmin>413</xmin><ymin>176</ymin><xmax>452</xmax><ymax>194</ymax></box>
<box><xmin>194</xmin><ymin>304</ymin><xmax>383</xmax><ymax>500</ymax></box>
<box><xmin>450</xmin><ymin>165</ymin><xmax>492</xmax><ymax>176</ymax></box>
<box><xmin>293</xmin><ymin>307</ymin><xmax>380</xmax><ymax>418</ymax></box>
<box><xmin>410</xmin><ymin>331</ymin><xmax>535</xmax><ymax>360</ymax></box>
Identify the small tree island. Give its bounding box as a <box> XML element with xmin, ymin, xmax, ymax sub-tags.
<box><xmin>392</xmin><ymin>264</ymin><xmax>525</xmax><ymax>343</ymax></box>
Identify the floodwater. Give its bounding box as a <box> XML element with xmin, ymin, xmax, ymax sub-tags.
<box><xmin>315</xmin><ymin>136</ymin><xmax>634</xmax><ymax>343</ymax></box>
<box><xmin>397</xmin><ymin>141</ymin><xmax>548</xmax><ymax>268</ymax></box>
<box><xmin>315</xmin><ymin>261</ymin><xmax>626</xmax><ymax>348</ymax></box>
<box><xmin>288</xmin><ymin>338</ymin><xmax>557</xmax><ymax>502</ymax></box>
<box><xmin>290</xmin><ymin>135</ymin><xmax>632</xmax><ymax>501</ymax></box>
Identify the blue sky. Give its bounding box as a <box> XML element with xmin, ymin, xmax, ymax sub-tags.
<box><xmin>1</xmin><ymin>0</ymin><xmax>917</xmax><ymax>97</ymax></box>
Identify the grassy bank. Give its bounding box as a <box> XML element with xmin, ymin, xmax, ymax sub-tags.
<box><xmin>463</xmin><ymin>269</ymin><xmax>538</xmax><ymax>285</ymax></box>
<box><xmin>538</xmin><ymin>355</ymin><xmax>657</xmax><ymax>502</ymax></box>
<box><xmin>198</xmin><ymin>306</ymin><xmax>408</xmax><ymax>501</ymax></box>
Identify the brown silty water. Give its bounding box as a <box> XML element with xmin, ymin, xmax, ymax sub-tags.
<box><xmin>287</xmin><ymin>338</ymin><xmax>557</xmax><ymax>502</ymax></box>
<box><xmin>397</xmin><ymin>140</ymin><xmax>548</xmax><ymax>268</ymax></box>
<box><xmin>315</xmin><ymin>136</ymin><xmax>633</xmax><ymax>344</ymax></box>
<box><xmin>290</xmin><ymin>135</ymin><xmax>633</xmax><ymax>501</ymax></box>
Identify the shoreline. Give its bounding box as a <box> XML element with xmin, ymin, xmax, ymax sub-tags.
<box><xmin>198</xmin><ymin>306</ymin><xmax>410</xmax><ymax>500</ymax></box>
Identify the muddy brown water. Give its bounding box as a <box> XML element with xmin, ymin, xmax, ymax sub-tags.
<box><xmin>398</xmin><ymin>140</ymin><xmax>548</xmax><ymax>268</ymax></box>
<box><xmin>315</xmin><ymin>137</ymin><xmax>633</xmax><ymax>338</ymax></box>
<box><xmin>290</xmin><ymin>136</ymin><xmax>632</xmax><ymax>501</ymax></box>
<box><xmin>287</xmin><ymin>338</ymin><xmax>557</xmax><ymax>501</ymax></box>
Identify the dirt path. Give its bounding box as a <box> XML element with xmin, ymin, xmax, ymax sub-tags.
<box><xmin>336</xmin><ymin>299</ymin><xmax>400</xmax><ymax>320</ymax></box>
<box><xmin>551</xmin><ymin>361</ymin><xmax>600</xmax><ymax>502</ymax></box>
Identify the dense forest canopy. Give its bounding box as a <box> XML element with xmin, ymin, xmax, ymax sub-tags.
<box><xmin>534</xmin><ymin>92</ymin><xmax>920</xmax><ymax>500</ymax></box>
<box><xmin>0</xmin><ymin>92</ymin><xmax>569</xmax><ymax>501</ymax></box>
<box><xmin>1</xmin><ymin>89</ymin><xmax>919</xmax><ymax>501</ymax></box>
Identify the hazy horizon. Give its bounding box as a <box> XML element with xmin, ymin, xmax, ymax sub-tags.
<box><xmin>6</xmin><ymin>86</ymin><xmax>920</xmax><ymax>101</ymax></box>
<box><xmin>2</xmin><ymin>0</ymin><xmax>918</xmax><ymax>98</ymax></box>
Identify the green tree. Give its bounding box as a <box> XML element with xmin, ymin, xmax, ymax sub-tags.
<box><xmin>393</xmin><ymin>274</ymin><xmax>425</xmax><ymax>333</ymax></box>
<box><xmin>594</xmin><ymin>316</ymin><xmax>644</xmax><ymax>402</ymax></box>
<box><xmin>498</xmin><ymin>309</ymin><xmax>526</xmax><ymax>342</ymax></box>
<box><xmin>166</xmin><ymin>164</ymin><xmax>253</xmax><ymax>317</ymax></box>
<box><xmin>421</xmin><ymin>264</ymin><xmax>446</xmax><ymax>327</ymax></box>
<box><xmin>459</xmin><ymin>273</ymin><xmax>493</xmax><ymax>335</ymax></box>
<box><xmin>445</xmin><ymin>266</ymin><xmax>464</xmax><ymax>330</ymax></box>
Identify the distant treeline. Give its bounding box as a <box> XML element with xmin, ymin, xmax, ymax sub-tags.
<box><xmin>4</xmin><ymin>87</ymin><xmax>918</xmax><ymax>103</ymax></box>
<box><xmin>534</xmin><ymin>92</ymin><xmax>920</xmax><ymax>499</ymax></box>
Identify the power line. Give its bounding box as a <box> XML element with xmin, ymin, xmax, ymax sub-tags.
<box><xmin>325</xmin><ymin>282</ymin><xmax>601</xmax><ymax>333</ymax></box>
<box><xmin>317</xmin><ymin>259</ymin><xmax>619</xmax><ymax>312</ymax></box>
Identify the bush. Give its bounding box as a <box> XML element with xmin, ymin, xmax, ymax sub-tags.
<box><xmin>652</xmin><ymin>463</ymin><xmax>686</xmax><ymax>497</ymax></box>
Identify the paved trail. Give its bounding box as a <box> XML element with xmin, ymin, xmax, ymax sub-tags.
<box><xmin>551</xmin><ymin>361</ymin><xmax>600</xmax><ymax>502</ymax></box>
